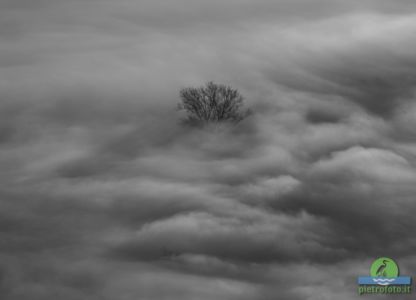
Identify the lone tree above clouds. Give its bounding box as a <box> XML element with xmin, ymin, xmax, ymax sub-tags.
<box><xmin>178</xmin><ymin>82</ymin><xmax>250</xmax><ymax>126</ymax></box>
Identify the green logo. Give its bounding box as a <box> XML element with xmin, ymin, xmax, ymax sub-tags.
<box><xmin>358</xmin><ymin>257</ymin><xmax>411</xmax><ymax>295</ymax></box>
<box><xmin>370</xmin><ymin>257</ymin><xmax>399</xmax><ymax>278</ymax></box>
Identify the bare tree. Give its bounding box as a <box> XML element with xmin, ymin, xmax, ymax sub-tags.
<box><xmin>178</xmin><ymin>82</ymin><xmax>249</xmax><ymax>126</ymax></box>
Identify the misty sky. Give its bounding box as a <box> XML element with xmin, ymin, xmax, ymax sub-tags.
<box><xmin>1</xmin><ymin>1</ymin><xmax>416</xmax><ymax>299</ymax></box>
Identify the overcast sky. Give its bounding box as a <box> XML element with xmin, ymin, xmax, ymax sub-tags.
<box><xmin>1</xmin><ymin>1</ymin><xmax>416</xmax><ymax>299</ymax></box>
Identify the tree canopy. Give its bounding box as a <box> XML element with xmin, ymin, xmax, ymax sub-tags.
<box><xmin>178</xmin><ymin>82</ymin><xmax>249</xmax><ymax>126</ymax></box>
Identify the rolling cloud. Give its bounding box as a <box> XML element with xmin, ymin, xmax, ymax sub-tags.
<box><xmin>1</xmin><ymin>1</ymin><xmax>416</xmax><ymax>299</ymax></box>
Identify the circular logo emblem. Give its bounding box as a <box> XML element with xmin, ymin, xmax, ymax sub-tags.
<box><xmin>370</xmin><ymin>257</ymin><xmax>399</xmax><ymax>278</ymax></box>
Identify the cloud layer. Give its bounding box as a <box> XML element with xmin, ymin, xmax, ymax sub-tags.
<box><xmin>1</xmin><ymin>1</ymin><xmax>416</xmax><ymax>299</ymax></box>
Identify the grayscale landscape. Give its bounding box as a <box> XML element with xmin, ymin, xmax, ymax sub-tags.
<box><xmin>1</xmin><ymin>1</ymin><xmax>416</xmax><ymax>299</ymax></box>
